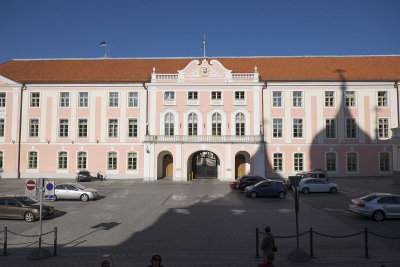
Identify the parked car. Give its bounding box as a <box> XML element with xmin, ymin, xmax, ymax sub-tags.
<box><xmin>233</xmin><ymin>176</ymin><xmax>268</xmax><ymax>190</ymax></box>
<box><xmin>54</xmin><ymin>183</ymin><xmax>99</xmax><ymax>201</ymax></box>
<box><xmin>76</xmin><ymin>171</ymin><xmax>92</xmax><ymax>182</ymax></box>
<box><xmin>244</xmin><ymin>180</ymin><xmax>287</xmax><ymax>199</ymax></box>
<box><xmin>284</xmin><ymin>169</ymin><xmax>329</xmax><ymax>188</ymax></box>
<box><xmin>348</xmin><ymin>193</ymin><xmax>400</xmax><ymax>221</ymax></box>
<box><xmin>297</xmin><ymin>178</ymin><xmax>339</xmax><ymax>194</ymax></box>
<box><xmin>0</xmin><ymin>195</ymin><xmax>55</xmax><ymax>222</ymax></box>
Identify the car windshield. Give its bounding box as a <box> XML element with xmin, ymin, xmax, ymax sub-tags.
<box><xmin>18</xmin><ymin>196</ymin><xmax>38</xmax><ymax>205</ymax></box>
<box><xmin>75</xmin><ymin>184</ymin><xmax>87</xmax><ymax>190</ymax></box>
<box><xmin>360</xmin><ymin>195</ymin><xmax>378</xmax><ymax>202</ymax></box>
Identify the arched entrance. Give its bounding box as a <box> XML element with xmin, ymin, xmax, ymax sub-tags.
<box><xmin>189</xmin><ymin>151</ymin><xmax>219</xmax><ymax>179</ymax></box>
<box><xmin>162</xmin><ymin>154</ymin><xmax>173</xmax><ymax>178</ymax></box>
<box><xmin>235</xmin><ymin>152</ymin><xmax>250</xmax><ymax>178</ymax></box>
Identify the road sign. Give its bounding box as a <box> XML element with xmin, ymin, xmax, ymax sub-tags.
<box><xmin>44</xmin><ymin>180</ymin><xmax>55</xmax><ymax>201</ymax></box>
<box><xmin>25</xmin><ymin>179</ymin><xmax>37</xmax><ymax>196</ymax></box>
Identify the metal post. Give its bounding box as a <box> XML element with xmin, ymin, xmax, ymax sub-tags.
<box><xmin>53</xmin><ymin>227</ymin><xmax>57</xmax><ymax>256</ymax></box>
<box><xmin>309</xmin><ymin>227</ymin><xmax>314</xmax><ymax>258</ymax></box>
<box><xmin>364</xmin><ymin>227</ymin><xmax>369</xmax><ymax>258</ymax></box>
<box><xmin>3</xmin><ymin>227</ymin><xmax>7</xmax><ymax>256</ymax></box>
<box><xmin>295</xmin><ymin>189</ymin><xmax>300</xmax><ymax>250</ymax></box>
<box><xmin>39</xmin><ymin>180</ymin><xmax>44</xmax><ymax>249</ymax></box>
<box><xmin>256</xmin><ymin>228</ymin><xmax>259</xmax><ymax>258</ymax></box>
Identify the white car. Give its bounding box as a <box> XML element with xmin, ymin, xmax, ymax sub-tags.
<box><xmin>297</xmin><ymin>178</ymin><xmax>339</xmax><ymax>194</ymax></box>
<box><xmin>54</xmin><ymin>183</ymin><xmax>99</xmax><ymax>201</ymax></box>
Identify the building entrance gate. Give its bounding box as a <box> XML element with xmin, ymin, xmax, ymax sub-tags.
<box><xmin>192</xmin><ymin>151</ymin><xmax>219</xmax><ymax>179</ymax></box>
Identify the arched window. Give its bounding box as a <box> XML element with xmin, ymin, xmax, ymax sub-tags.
<box><xmin>346</xmin><ymin>152</ymin><xmax>358</xmax><ymax>172</ymax></box>
<box><xmin>58</xmin><ymin>151</ymin><xmax>68</xmax><ymax>169</ymax></box>
<box><xmin>379</xmin><ymin>152</ymin><xmax>390</xmax><ymax>172</ymax></box>
<box><xmin>212</xmin><ymin>113</ymin><xmax>221</xmax><ymax>136</ymax></box>
<box><xmin>235</xmin><ymin>113</ymin><xmax>245</xmax><ymax>136</ymax></box>
<box><xmin>127</xmin><ymin>152</ymin><xmax>137</xmax><ymax>170</ymax></box>
<box><xmin>188</xmin><ymin>113</ymin><xmax>198</xmax><ymax>136</ymax></box>
<box><xmin>28</xmin><ymin>151</ymin><xmax>38</xmax><ymax>169</ymax></box>
<box><xmin>164</xmin><ymin>113</ymin><xmax>174</xmax><ymax>136</ymax></box>
<box><xmin>77</xmin><ymin>151</ymin><xmax>87</xmax><ymax>170</ymax></box>
<box><xmin>108</xmin><ymin>151</ymin><xmax>118</xmax><ymax>170</ymax></box>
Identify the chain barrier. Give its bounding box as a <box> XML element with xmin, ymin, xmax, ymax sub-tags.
<box><xmin>255</xmin><ymin>227</ymin><xmax>400</xmax><ymax>260</ymax></box>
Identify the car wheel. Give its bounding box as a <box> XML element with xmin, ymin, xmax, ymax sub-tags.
<box><xmin>250</xmin><ymin>192</ymin><xmax>257</xmax><ymax>198</ymax></box>
<box><xmin>80</xmin><ymin>194</ymin><xmax>89</xmax><ymax>202</ymax></box>
<box><xmin>25</xmin><ymin>211</ymin><xmax>35</xmax><ymax>222</ymax></box>
<box><xmin>54</xmin><ymin>195</ymin><xmax>58</xmax><ymax>201</ymax></box>
<box><xmin>372</xmin><ymin>210</ymin><xmax>385</xmax><ymax>221</ymax></box>
<box><xmin>330</xmin><ymin>187</ymin><xmax>338</xmax><ymax>193</ymax></box>
<box><xmin>278</xmin><ymin>192</ymin><xmax>286</xmax><ymax>199</ymax></box>
<box><xmin>302</xmin><ymin>187</ymin><xmax>310</xmax><ymax>194</ymax></box>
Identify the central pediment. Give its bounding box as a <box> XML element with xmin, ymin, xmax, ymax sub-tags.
<box><xmin>177</xmin><ymin>59</ymin><xmax>232</xmax><ymax>82</ymax></box>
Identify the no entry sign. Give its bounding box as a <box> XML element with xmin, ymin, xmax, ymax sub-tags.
<box><xmin>25</xmin><ymin>179</ymin><xmax>37</xmax><ymax>196</ymax></box>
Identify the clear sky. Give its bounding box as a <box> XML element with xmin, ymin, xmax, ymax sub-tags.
<box><xmin>1</xmin><ymin>0</ymin><xmax>399</xmax><ymax>63</ymax></box>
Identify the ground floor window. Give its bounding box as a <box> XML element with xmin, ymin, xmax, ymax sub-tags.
<box><xmin>108</xmin><ymin>151</ymin><xmax>118</xmax><ymax>170</ymax></box>
<box><xmin>77</xmin><ymin>151</ymin><xmax>87</xmax><ymax>170</ymax></box>
<box><xmin>0</xmin><ymin>151</ymin><xmax>3</xmax><ymax>170</ymax></box>
<box><xmin>326</xmin><ymin>152</ymin><xmax>337</xmax><ymax>172</ymax></box>
<box><xmin>28</xmin><ymin>151</ymin><xmax>38</xmax><ymax>169</ymax></box>
<box><xmin>294</xmin><ymin>153</ymin><xmax>303</xmax><ymax>172</ymax></box>
<box><xmin>58</xmin><ymin>151</ymin><xmax>68</xmax><ymax>169</ymax></box>
<box><xmin>273</xmin><ymin>153</ymin><xmax>283</xmax><ymax>172</ymax></box>
<box><xmin>379</xmin><ymin>152</ymin><xmax>390</xmax><ymax>172</ymax></box>
<box><xmin>346</xmin><ymin>152</ymin><xmax>358</xmax><ymax>172</ymax></box>
<box><xmin>127</xmin><ymin>152</ymin><xmax>137</xmax><ymax>170</ymax></box>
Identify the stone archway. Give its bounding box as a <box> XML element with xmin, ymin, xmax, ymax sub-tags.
<box><xmin>189</xmin><ymin>150</ymin><xmax>220</xmax><ymax>179</ymax></box>
<box><xmin>162</xmin><ymin>154</ymin><xmax>173</xmax><ymax>178</ymax></box>
<box><xmin>235</xmin><ymin>151</ymin><xmax>251</xmax><ymax>178</ymax></box>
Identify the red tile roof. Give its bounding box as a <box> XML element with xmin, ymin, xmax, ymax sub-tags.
<box><xmin>0</xmin><ymin>55</ymin><xmax>399</xmax><ymax>83</ymax></box>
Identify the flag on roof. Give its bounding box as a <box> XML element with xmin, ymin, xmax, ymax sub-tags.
<box><xmin>99</xmin><ymin>42</ymin><xmax>107</xmax><ymax>47</ymax></box>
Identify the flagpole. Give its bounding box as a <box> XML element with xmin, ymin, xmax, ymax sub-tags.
<box><xmin>203</xmin><ymin>35</ymin><xmax>206</xmax><ymax>58</ymax></box>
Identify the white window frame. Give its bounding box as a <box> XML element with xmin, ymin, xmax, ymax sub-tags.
<box><xmin>59</xmin><ymin>92</ymin><xmax>70</xmax><ymax>108</ymax></box>
<box><xmin>325</xmin><ymin>152</ymin><xmax>337</xmax><ymax>172</ymax></box>
<box><xmin>0</xmin><ymin>92</ymin><xmax>6</xmax><ymax>107</ymax></box>
<box><xmin>29</xmin><ymin>118</ymin><xmax>40</xmax><ymax>138</ymax></box>
<box><xmin>292</xmin><ymin>91</ymin><xmax>303</xmax><ymax>107</ymax></box>
<box><xmin>30</xmin><ymin>92</ymin><xmax>40</xmax><ymax>107</ymax></box>
<box><xmin>127</xmin><ymin>118</ymin><xmax>138</xmax><ymax>138</ymax></box>
<box><xmin>77</xmin><ymin>118</ymin><xmax>88</xmax><ymax>138</ymax></box>
<box><xmin>272</xmin><ymin>91</ymin><xmax>282</xmax><ymax>107</ymax></box>
<box><xmin>28</xmin><ymin>151</ymin><xmax>38</xmax><ymax>169</ymax></box>
<box><xmin>0</xmin><ymin>119</ymin><xmax>4</xmax><ymax>138</ymax></box>
<box><xmin>127</xmin><ymin>151</ymin><xmax>138</xmax><ymax>171</ymax></box>
<box><xmin>78</xmin><ymin>92</ymin><xmax>89</xmax><ymax>107</ymax></box>
<box><xmin>77</xmin><ymin>151</ymin><xmax>87</xmax><ymax>170</ymax></box>
<box><xmin>128</xmin><ymin>92</ymin><xmax>139</xmax><ymax>107</ymax></box>
<box><xmin>58</xmin><ymin>118</ymin><xmax>69</xmax><ymax>138</ymax></box>
<box><xmin>378</xmin><ymin>118</ymin><xmax>389</xmax><ymax>139</ymax></box>
<box><xmin>107</xmin><ymin>151</ymin><xmax>118</xmax><ymax>170</ymax></box>
<box><xmin>379</xmin><ymin>152</ymin><xmax>391</xmax><ymax>172</ymax></box>
<box><xmin>57</xmin><ymin>151</ymin><xmax>68</xmax><ymax>170</ymax></box>
<box><xmin>272</xmin><ymin>118</ymin><xmax>283</xmax><ymax>139</ymax></box>
<box><xmin>377</xmin><ymin>91</ymin><xmax>388</xmax><ymax>107</ymax></box>
<box><xmin>325</xmin><ymin>118</ymin><xmax>336</xmax><ymax>139</ymax></box>
<box><xmin>345</xmin><ymin>118</ymin><xmax>357</xmax><ymax>139</ymax></box>
<box><xmin>324</xmin><ymin>91</ymin><xmax>335</xmax><ymax>107</ymax></box>
<box><xmin>292</xmin><ymin>118</ymin><xmax>304</xmax><ymax>138</ymax></box>
<box><xmin>293</xmin><ymin>152</ymin><xmax>304</xmax><ymax>172</ymax></box>
<box><xmin>345</xmin><ymin>91</ymin><xmax>356</xmax><ymax>107</ymax></box>
<box><xmin>109</xmin><ymin>92</ymin><xmax>119</xmax><ymax>107</ymax></box>
<box><xmin>346</xmin><ymin>152</ymin><xmax>358</xmax><ymax>173</ymax></box>
<box><xmin>108</xmin><ymin>118</ymin><xmax>119</xmax><ymax>138</ymax></box>
<box><xmin>273</xmin><ymin>152</ymin><xmax>283</xmax><ymax>172</ymax></box>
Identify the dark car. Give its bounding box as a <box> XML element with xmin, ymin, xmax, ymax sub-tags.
<box><xmin>76</xmin><ymin>171</ymin><xmax>92</xmax><ymax>182</ymax></box>
<box><xmin>233</xmin><ymin>175</ymin><xmax>267</xmax><ymax>190</ymax></box>
<box><xmin>244</xmin><ymin>180</ymin><xmax>287</xmax><ymax>199</ymax></box>
<box><xmin>0</xmin><ymin>195</ymin><xmax>55</xmax><ymax>222</ymax></box>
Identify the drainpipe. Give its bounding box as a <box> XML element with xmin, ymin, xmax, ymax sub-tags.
<box><xmin>261</xmin><ymin>81</ymin><xmax>267</xmax><ymax>139</ymax></box>
<box><xmin>17</xmin><ymin>83</ymin><xmax>26</xmax><ymax>179</ymax></box>
<box><xmin>395</xmin><ymin>81</ymin><xmax>399</xmax><ymax>127</ymax></box>
<box><xmin>142</xmin><ymin>82</ymin><xmax>149</xmax><ymax>135</ymax></box>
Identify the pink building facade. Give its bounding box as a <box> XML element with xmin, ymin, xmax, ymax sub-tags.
<box><xmin>0</xmin><ymin>56</ymin><xmax>400</xmax><ymax>181</ymax></box>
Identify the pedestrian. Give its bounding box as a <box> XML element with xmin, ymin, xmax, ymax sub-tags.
<box><xmin>260</xmin><ymin>226</ymin><xmax>276</xmax><ymax>261</ymax></box>
<box><xmin>258</xmin><ymin>251</ymin><xmax>275</xmax><ymax>267</ymax></box>
<box><xmin>148</xmin><ymin>254</ymin><xmax>164</xmax><ymax>267</ymax></box>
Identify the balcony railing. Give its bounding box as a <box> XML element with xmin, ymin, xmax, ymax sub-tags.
<box><xmin>144</xmin><ymin>135</ymin><xmax>263</xmax><ymax>143</ymax></box>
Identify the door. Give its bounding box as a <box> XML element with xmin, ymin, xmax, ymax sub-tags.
<box><xmin>163</xmin><ymin>155</ymin><xmax>173</xmax><ymax>178</ymax></box>
<box><xmin>6</xmin><ymin>198</ymin><xmax>24</xmax><ymax>219</ymax></box>
<box><xmin>235</xmin><ymin>155</ymin><xmax>246</xmax><ymax>178</ymax></box>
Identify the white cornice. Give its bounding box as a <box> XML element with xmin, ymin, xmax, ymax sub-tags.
<box><xmin>145</xmin><ymin>82</ymin><xmax>264</xmax><ymax>87</ymax></box>
<box><xmin>267</xmin><ymin>81</ymin><xmax>396</xmax><ymax>87</ymax></box>
<box><xmin>25</xmin><ymin>83</ymin><xmax>145</xmax><ymax>88</ymax></box>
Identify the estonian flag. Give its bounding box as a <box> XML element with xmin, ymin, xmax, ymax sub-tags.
<box><xmin>201</xmin><ymin>35</ymin><xmax>205</xmax><ymax>49</ymax></box>
<box><xmin>99</xmin><ymin>41</ymin><xmax>107</xmax><ymax>47</ymax></box>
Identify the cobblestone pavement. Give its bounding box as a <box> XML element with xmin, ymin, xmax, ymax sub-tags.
<box><xmin>0</xmin><ymin>177</ymin><xmax>400</xmax><ymax>266</ymax></box>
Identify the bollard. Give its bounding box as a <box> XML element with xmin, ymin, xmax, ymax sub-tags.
<box><xmin>309</xmin><ymin>227</ymin><xmax>314</xmax><ymax>258</ymax></box>
<box><xmin>3</xmin><ymin>227</ymin><xmax>7</xmax><ymax>256</ymax></box>
<box><xmin>53</xmin><ymin>227</ymin><xmax>57</xmax><ymax>256</ymax></box>
<box><xmin>364</xmin><ymin>227</ymin><xmax>369</xmax><ymax>258</ymax></box>
<box><xmin>256</xmin><ymin>228</ymin><xmax>259</xmax><ymax>258</ymax></box>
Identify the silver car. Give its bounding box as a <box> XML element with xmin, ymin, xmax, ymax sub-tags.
<box><xmin>297</xmin><ymin>178</ymin><xmax>339</xmax><ymax>194</ymax></box>
<box><xmin>348</xmin><ymin>193</ymin><xmax>400</xmax><ymax>221</ymax></box>
<box><xmin>54</xmin><ymin>183</ymin><xmax>99</xmax><ymax>202</ymax></box>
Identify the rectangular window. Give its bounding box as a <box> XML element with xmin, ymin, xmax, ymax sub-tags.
<box><xmin>28</xmin><ymin>151</ymin><xmax>38</xmax><ymax>169</ymax></box>
<box><xmin>345</xmin><ymin>91</ymin><xmax>356</xmax><ymax>107</ymax></box>
<box><xmin>326</xmin><ymin>152</ymin><xmax>337</xmax><ymax>172</ymax></box>
<box><xmin>127</xmin><ymin>152</ymin><xmax>137</xmax><ymax>170</ymax></box>
<box><xmin>78</xmin><ymin>119</ymin><xmax>88</xmax><ymax>138</ymax></box>
<box><xmin>293</xmin><ymin>118</ymin><xmax>303</xmax><ymax>138</ymax></box>
<box><xmin>59</xmin><ymin>119</ymin><xmax>69</xmax><ymax>138</ymax></box>
<box><xmin>293</xmin><ymin>91</ymin><xmax>303</xmax><ymax>107</ymax></box>
<box><xmin>30</xmin><ymin>92</ymin><xmax>40</xmax><ymax>107</ymax></box>
<box><xmin>378</xmin><ymin>118</ymin><xmax>389</xmax><ymax>138</ymax></box>
<box><xmin>294</xmin><ymin>153</ymin><xmax>303</xmax><ymax>172</ymax></box>
<box><xmin>346</xmin><ymin>118</ymin><xmax>357</xmax><ymax>138</ymax></box>
<box><xmin>79</xmin><ymin>92</ymin><xmax>88</xmax><ymax>107</ymax></box>
<box><xmin>272</xmin><ymin>118</ymin><xmax>283</xmax><ymax>138</ymax></box>
<box><xmin>77</xmin><ymin>152</ymin><xmax>87</xmax><ymax>170</ymax></box>
<box><xmin>0</xmin><ymin>151</ymin><xmax>3</xmax><ymax>170</ymax></box>
<box><xmin>0</xmin><ymin>92</ymin><xmax>5</xmax><ymax>107</ymax></box>
<box><xmin>211</xmin><ymin>91</ymin><xmax>222</xmax><ymax>100</ymax></box>
<box><xmin>128</xmin><ymin>119</ymin><xmax>138</xmax><ymax>138</ymax></box>
<box><xmin>347</xmin><ymin>152</ymin><xmax>358</xmax><ymax>172</ymax></box>
<box><xmin>109</xmin><ymin>92</ymin><xmax>119</xmax><ymax>107</ymax></box>
<box><xmin>128</xmin><ymin>92</ymin><xmax>138</xmax><ymax>107</ymax></box>
<box><xmin>235</xmin><ymin>91</ymin><xmax>245</xmax><ymax>100</ymax></box>
<box><xmin>377</xmin><ymin>91</ymin><xmax>388</xmax><ymax>107</ymax></box>
<box><xmin>0</xmin><ymin>119</ymin><xmax>4</xmax><ymax>137</ymax></box>
<box><xmin>164</xmin><ymin>91</ymin><xmax>175</xmax><ymax>100</ymax></box>
<box><xmin>188</xmin><ymin>91</ymin><xmax>198</xmax><ymax>100</ymax></box>
<box><xmin>273</xmin><ymin>91</ymin><xmax>282</xmax><ymax>107</ymax></box>
<box><xmin>29</xmin><ymin>119</ymin><xmax>39</xmax><ymax>137</ymax></box>
<box><xmin>107</xmin><ymin>152</ymin><xmax>118</xmax><ymax>170</ymax></box>
<box><xmin>325</xmin><ymin>118</ymin><xmax>336</xmax><ymax>138</ymax></box>
<box><xmin>58</xmin><ymin>151</ymin><xmax>68</xmax><ymax>169</ymax></box>
<box><xmin>273</xmin><ymin>153</ymin><xmax>283</xmax><ymax>172</ymax></box>
<box><xmin>108</xmin><ymin>119</ymin><xmax>118</xmax><ymax>138</ymax></box>
<box><xmin>379</xmin><ymin>152</ymin><xmax>390</xmax><ymax>172</ymax></box>
<box><xmin>60</xmin><ymin>92</ymin><xmax>70</xmax><ymax>107</ymax></box>
<box><xmin>325</xmin><ymin>91</ymin><xmax>335</xmax><ymax>107</ymax></box>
